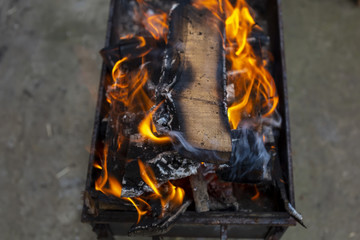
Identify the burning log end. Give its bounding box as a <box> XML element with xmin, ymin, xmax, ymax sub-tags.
<box><xmin>128</xmin><ymin>200</ymin><xmax>192</xmax><ymax>236</ymax></box>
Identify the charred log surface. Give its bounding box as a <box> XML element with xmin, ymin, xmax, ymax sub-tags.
<box><xmin>121</xmin><ymin>151</ymin><xmax>200</xmax><ymax>197</ymax></box>
<box><xmin>155</xmin><ymin>4</ymin><xmax>232</xmax><ymax>159</ymax></box>
<box><xmin>103</xmin><ymin>101</ymin><xmax>129</xmax><ymax>185</ymax></box>
<box><xmin>128</xmin><ymin>200</ymin><xmax>192</xmax><ymax>236</ymax></box>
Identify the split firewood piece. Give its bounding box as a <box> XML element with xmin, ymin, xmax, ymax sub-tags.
<box><xmin>157</xmin><ymin>4</ymin><xmax>232</xmax><ymax>157</ymax></box>
<box><xmin>121</xmin><ymin>151</ymin><xmax>200</xmax><ymax>198</ymax></box>
<box><xmin>189</xmin><ymin>169</ymin><xmax>210</xmax><ymax>212</ymax></box>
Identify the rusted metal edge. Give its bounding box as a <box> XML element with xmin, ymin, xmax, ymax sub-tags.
<box><xmin>276</xmin><ymin>0</ymin><xmax>295</xmax><ymax>206</ymax></box>
<box><xmin>83</xmin><ymin>211</ymin><xmax>296</xmax><ymax>226</ymax></box>
<box><xmin>81</xmin><ymin>0</ymin><xmax>116</xmax><ymax>222</ymax></box>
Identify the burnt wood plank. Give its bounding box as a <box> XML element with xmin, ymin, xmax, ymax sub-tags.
<box><xmin>158</xmin><ymin>4</ymin><xmax>232</xmax><ymax>154</ymax></box>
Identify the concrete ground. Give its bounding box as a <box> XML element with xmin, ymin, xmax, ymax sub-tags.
<box><xmin>0</xmin><ymin>0</ymin><xmax>359</xmax><ymax>239</ymax></box>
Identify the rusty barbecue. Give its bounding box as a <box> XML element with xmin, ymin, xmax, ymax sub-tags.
<box><xmin>83</xmin><ymin>0</ymin><xmax>304</xmax><ymax>239</ymax></box>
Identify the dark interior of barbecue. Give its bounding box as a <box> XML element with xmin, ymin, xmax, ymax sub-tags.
<box><xmin>82</xmin><ymin>0</ymin><xmax>304</xmax><ymax>237</ymax></box>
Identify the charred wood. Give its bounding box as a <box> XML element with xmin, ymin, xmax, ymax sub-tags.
<box><xmin>121</xmin><ymin>151</ymin><xmax>200</xmax><ymax>197</ymax></box>
<box><xmin>155</xmin><ymin>3</ymin><xmax>232</xmax><ymax>162</ymax></box>
<box><xmin>100</xmin><ymin>36</ymin><xmax>157</xmax><ymax>70</ymax></box>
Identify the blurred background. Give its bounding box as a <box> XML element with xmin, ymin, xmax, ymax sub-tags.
<box><xmin>0</xmin><ymin>0</ymin><xmax>359</xmax><ymax>239</ymax></box>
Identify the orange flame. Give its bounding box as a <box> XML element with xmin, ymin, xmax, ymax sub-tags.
<box><xmin>224</xmin><ymin>0</ymin><xmax>278</xmax><ymax>129</ymax></box>
<box><xmin>193</xmin><ymin>0</ymin><xmax>279</xmax><ymax>129</ymax></box>
<box><xmin>95</xmin><ymin>145</ymin><xmax>109</xmax><ymax>193</ymax></box>
<box><xmin>251</xmin><ymin>185</ymin><xmax>260</xmax><ymax>201</ymax></box>
<box><xmin>139</xmin><ymin>103</ymin><xmax>172</xmax><ymax>143</ymax></box>
<box><xmin>144</xmin><ymin>13</ymin><xmax>168</xmax><ymax>41</ymax></box>
<box><xmin>192</xmin><ymin>0</ymin><xmax>223</xmax><ymax>19</ymax></box>
<box><xmin>93</xmin><ymin>1</ymin><xmax>181</xmax><ymax>225</ymax></box>
<box><xmin>93</xmin><ymin>162</ymin><xmax>102</xmax><ymax>170</ymax></box>
<box><xmin>138</xmin><ymin>159</ymin><xmax>162</xmax><ymax>197</ymax></box>
<box><xmin>136</xmin><ymin>0</ymin><xmax>169</xmax><ymax>42</ymax></box>
<box><xmin>138</xmin><ymin>160</ymin><xmax>185</xmax><ymax>215</ymax></box>
<box><xmin>124</xmin><ymin>197</ymin><xmax>149</xmax><ymax>224</ymax></box>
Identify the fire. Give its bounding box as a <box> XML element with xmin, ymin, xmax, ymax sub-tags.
<box><xmin>138</xmin><ymin>159</ymin><xmax>162</xmax><ymax>197</ymax></box>
<box><xmin>192</xmin><ymin>0</ymin><xmax>224</xmax><ymax>19</ymax></box>
<box><xmin>136</xmin><ymin>0</ymin><xmax>169</xmax><ymax>42</ymax></box>
<box><xmin>139</xmin><ymin>103</ymin><xmax>172</xmax><ymax>144</ymax></box>
<box><xmin>95</xmin><ymin>15</ymin><xmax>178</xmax><ymax>223</ymax></box>
<box><xmin>94</xmin><ymin>145</ymin><xmax>124</xmax><ymax>198</ymax></box>
<box><xmin>94</xmin><ymin>145</ymin><xmax>109</xmax><ymax>193</ymax></box>
<box><xmin>193</xmin><ymin>0</ymin><xmax>279</xmax><ymax>129</ymax></box>
<box><xmin>143</xmin><ymin>13</ymin><xmax>168</xmax><ymax>41</ymax></box>
<box><xmin>251</xmin><ymin>185</ymin><xmax>260</xmax><ymax>201</ymax></box>
<box><xmin>225</xmin><ymin>0</ymin><xmax>278</xmax><ymax>129</ymax></box>
<box><xmin>94</xmin><ymin>0</ymin><xmax>279</xmax><ymax>224</ymax></box>
<box><xmin>108</xmin><ymin>57</ymin><xmax>152</xmax><ymax>113</ymax></box>
<box><xmin>124</xmin><ymin>197</ymin><xmax>149</xmax><ymax>224</ymax></box>
<box><xmin>138</xmin><ymin>160</ymin><xmax>185</xmax><ymax>215</ymax></box>
<box><xmin>93</xmin><ymin>162</ymin><xmax>102</xmax><ymax>170</ymax></box>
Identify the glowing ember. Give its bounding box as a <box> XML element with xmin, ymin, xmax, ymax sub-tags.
<box><xmin>251</xmin><ymin>185</ymin><xmax>260</xmax><ymax>201</ymax></box>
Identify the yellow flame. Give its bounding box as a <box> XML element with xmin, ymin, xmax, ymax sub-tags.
<box><xmin>124</xmin><ymin>197</ymin><xmax>149</xmax><ymax>224</ymax></box>
<box><xmin>138</xmin><ymin>159</ymin><xmax>162</xmax><ymax>197</ymax></box>
<box><xmin>93</xmin><ymin>162</ymin><xmax>102</xmax><ymax>170</ymax></box>
<box><xmin>192</xmin><ymin>0</ymin><xmax>279</xmax><ymax>129</ymax></box>
<box><xmin>136</xmin><ymin>0</ymin><xmax>169</xmax><ymax>42</ymax></box>
<box><xmin>137</xmin><ymin>160</ymin><xmax>185</xmax><ymax>215</ymax></box>
<box><xmin>138</xmin><ymin>103</ymin><xmax>172</xmax><ymax>143</ymax></box>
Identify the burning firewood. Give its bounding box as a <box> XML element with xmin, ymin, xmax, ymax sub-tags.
<box><xmin>121</xmin><ymin>151</ymin><xmax>199</xmax><ymax>197</ymax></box>
<box><xmin>189</xmin><ymin>168</ymin><xmax>210</xmax><ymax>212</ymax></box>
<box><xmin>86</xmin><ymin>0</ymin><xmax>306</xmax><ymax>238</ymax></box>
<box><xmin>154</xmin><ymin>3</ymin><xmax>232</xmax><ymax>163</ymax></box>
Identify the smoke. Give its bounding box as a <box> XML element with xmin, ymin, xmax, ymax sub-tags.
<box><xmin>167</xmin><ymin>131</ymin><xmax>229</xmax><ymax>164</ymax></box>
<box><xmin>227</xmin><ymin>125</ymin><xmax>270</xmax><ymax>181</ymax></box>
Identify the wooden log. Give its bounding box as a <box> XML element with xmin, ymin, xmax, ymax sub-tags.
<box><xmin>157</xmin><ymin>4</ymin><xmax>232</xmax><ymax>156</ymax></box>
<box><xmin>121</xmin><ymin>151</ymin><xmax>200</xmax><ymax>197</ymax></box>
<box><xmin>189</xmin><ymin>168</ymin><xmax>210</xmax><ymax>212</ymax></box>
